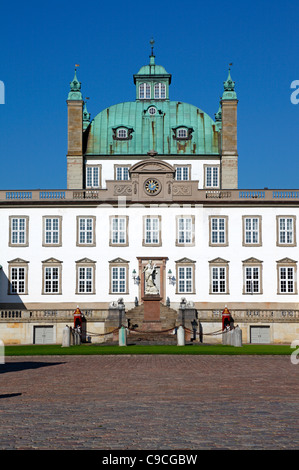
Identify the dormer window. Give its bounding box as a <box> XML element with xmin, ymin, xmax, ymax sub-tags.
<box><xmin>154</xmin><ymin>83</ymin><xmax>166</xmax><ymax>99</ymax></box>
<box><xmin>139</xmin><ymin>83</ymin><xmax>151</xmax><ymax>99</ymax></box>
<box><xmin>172</xmin><ymin>126</ymin><xmax>193</xmax><ymax>141</ymax></box>
<box><xmin>112</xmin><ymin>126</ymin><xmax>134</xmax><ymax>141</ymax></box>
<box><xmin>117</xmin><ymin>128</ymin><xmax>128</xmax><ymax>139</ymax></box>
<box><xmin>148</xmin><ymin>106</ymin><xmax>157</xmax><ymax>115</ymax></box>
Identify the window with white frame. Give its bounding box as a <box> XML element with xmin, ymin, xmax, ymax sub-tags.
<box><xmin>178</xmin><ymin>266</ymin><xmax>193</xmax><ymax>293</ymax></box>
<box><xmin>154</xmin><ymin>82</ymin><xmax>166</xmax><ymax>99</ymax></box>
<box><xmin>9</xmin><ymin>216</ymin><xmax>29</xmax><ymax>246</ymax></box>
<box><xmin>77</xmin><ymin>217</ymin><xmax>95</xmax><ymax>246</ymax></box>
<box><xmin>10</xmin><ymin>267</ymin><xmax>25</xmax><ymax>294</ymax></box>
<box><xmin>176</xmin><ymin>128</ymin><xmax>188</xmax><ymax>139</ymax></box>
<box><xmin>139</xmin><ymin>83</ymin><xmax>151</xmax><ymax>99</ymax></box>
<box><xmin>116</xmin><ymin>128</ymin><xmax>128</xmax><ymax>139</ymax></box>
<box><xmin>110</xmin><ymin>216</ymin><xmax>128</xmax><ymax>246</ymax></box>
<box><xmin>143</xmin><ymin>216</ymin><xmax>161</xmax><ymax>246</ymax></box>
<box><xmin>44</xmin><ymin>267</ymin><xmax>59</xmax><ymax>294</ymax></box>
<box><xmin>205</xmin><ymin>166</ymin><xmax>219</xmax><ymax>188</ymax></box>
<box><xmin>86</xmin><ymin>166</ymin><xmax>100</xmax><ymax>188</ymax></box>
<box><xmin>209</xmin><ymin>258</ymin><xmax>229</xmax><ymax>294</ymax></box>
<box><xmin>175</xmin><ymin>166</ymin><xmax>190</xmax><ymax>181</ymax></box>
<box><xmin>277</xmin><ymin>216</ymin><xmax>296</xmax><ymax>246</ymax></box>
<box><xmin>209</xmin><ymin>216</ymin><xmax>228</xmax><ymax>246</ymax></box>
<box><xmin>176</xmin><ymin>216</ymin><xmax>194</xmax><ymax>245</ymax></box>
<box><xmin>43</xmin><ymin>217</ymin><xmax>61</xmax><ymax>246</ymax></box>
<box><xmin>244</xmin><ymin>266</ymin><xmax>261</xmax><ymax>294</ymax></box>
<box><xmin>115</xmin><ymin>166</ymin><xmax>130</xmax><ymax>181</ymax></box>
<box><xmin>278</xmin><ymin>266</ymin><xmax>295</xmax><ymax>294</ymax></box>
<box><xmin>78</xmin><ymin>267</ymin><xmax>93</xmax><ymax>293</ymax></box>
<box><xmin>243</xmin><ymin>216</ymin><xmax>261</xmax><ymax>246</ymax></box>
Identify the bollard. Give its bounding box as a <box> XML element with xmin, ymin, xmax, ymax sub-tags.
<box><xmin>119</xmin><ymin>326</ymin><xmax>127</xmax><ymax>346</ymax></box>
<box><xmin>177</xmin><ymin>325</ymin><xmax>185</xmax><ymax>346</ymax></box>
<box><xmin>62</xmin><ymin>326</ymin><xmax>70</xmax><ymax>347</ymax></box>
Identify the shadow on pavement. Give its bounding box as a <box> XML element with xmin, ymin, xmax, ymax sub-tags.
<box><xmin>0</xmin><ymin>393</ymin><xmax>22</xmax><ymax>399</ymax></box>
<box><xmin>0</xmin><ymin>361</ymin><xmax>65</xmax><ymax>374</ymax></box>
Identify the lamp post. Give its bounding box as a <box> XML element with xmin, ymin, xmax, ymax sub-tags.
<box><xmin>117</xmin><ymin>298</ymin><xmax>125</xmax><ymax>328</ymax></box>
<box><xmin>180</xmin><ymin>297</ymin><xmax>186</xmax><ymax>327</ymax></box>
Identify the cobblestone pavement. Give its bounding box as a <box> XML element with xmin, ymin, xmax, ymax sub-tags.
<box><xmin>0</xmin><ymin>355</ymin><xmax>298</xmax><ymax>450</ymax></box>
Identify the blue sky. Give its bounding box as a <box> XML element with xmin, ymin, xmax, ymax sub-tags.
<box><xmin>0</xmin><ymin>0</ymin><xmax>298</xmax><ymax>190</ymax></box>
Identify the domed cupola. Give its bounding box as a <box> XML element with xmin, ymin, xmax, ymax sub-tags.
<box><xmin>133</xmin><ymin>39</ymin><xmax>172</xmax><ymax>101</ymax></box>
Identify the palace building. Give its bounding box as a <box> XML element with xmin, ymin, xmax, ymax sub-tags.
<box><xmin>1</xmin><ymin>44</ymin><xmax>299</xmax><ymax>345</ymax></box>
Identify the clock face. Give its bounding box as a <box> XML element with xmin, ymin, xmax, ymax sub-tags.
<box><xmin>144</xmin><ymin>178</ymin><xmax>161</xmax><ymax>195</ymax></box>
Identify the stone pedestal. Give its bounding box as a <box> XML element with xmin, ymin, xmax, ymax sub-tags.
<box><xmin>142</xmin><ymin>295</ymin><xmax>162</xmax><ymax>331</ymax></box>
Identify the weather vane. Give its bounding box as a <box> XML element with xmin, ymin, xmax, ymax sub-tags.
<box><xmin>150</xmin><ymin>38</ymin><xmax>155</xmax><ymax>56</ymax></box>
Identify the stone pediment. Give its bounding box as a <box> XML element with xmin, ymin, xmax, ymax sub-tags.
<box><xmin>175</xmin><ymin>257</ymin><xmax>196</xmax><ymax>264</ymax></box>
<box><xmin>130</xmin><ymin>158</ymin><xmax>175</xmax><ymax>175</ymax></box>
<box><xmin>76</xmin><ymin>258</ymin><xmax>96</xmax><ymax>264</ymax></box>
<box><xmin>42</xmin><ymin>257</ymin><xmax>63</xmax><ymax>264</ymax></box>
<box><xmin>242</xmin><ymin>257</ymin><xmax>263</xmax><ymax>264</ymax></box>
<box><xmin>109</xmin><ymin>257</ymin><xmax>129</xmax><ymax>264</ymax></box>
<box><xmin>209</xmin><ymin>257</ymin><xmax>229</xmax><ymax>264</ymax></box>
<box><xmin>8</xmin><ymin>258</ymin><xmax>29</xmax><ymax>264</ymax></box>
<box><xmin>276</xmin><ymin>257</ymin><xmax>297</xmax><ymax>264</ymax></box>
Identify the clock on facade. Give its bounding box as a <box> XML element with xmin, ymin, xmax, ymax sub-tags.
<box><xmin>144</xmin><ymin>178</ymin><xmax>161</xmax><ymax>195</ymax></box>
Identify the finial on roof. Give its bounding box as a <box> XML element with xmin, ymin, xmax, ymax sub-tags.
<box><xmin>83</xmin><ymin>98</ymin><xmax>90</xmax><ymax>130</ymax></box>
<box><xmin>149</xmin><ymin>37</ymin><xmax>155</xmax><ymax>66</ymax></box>
<box><xmin>222</xmin><ymin>63</ymin><xmax>237</xmax><ymax>100</ymax></box>
<box><xmin>68</xmin><ymin>66</ymin><xmax>82</xmax><ymax>100</ymax></box>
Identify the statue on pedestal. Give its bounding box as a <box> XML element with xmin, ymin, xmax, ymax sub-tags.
<box><xmin>143</xmin><ymin>260</ymin><xmax>159</xmax><ymax>295</ymax></box>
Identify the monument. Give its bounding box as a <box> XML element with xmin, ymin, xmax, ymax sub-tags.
<box><xmin>142</xmin><ymin>260</ymin><xmax>162</xmax><ymax>330</ymax></box>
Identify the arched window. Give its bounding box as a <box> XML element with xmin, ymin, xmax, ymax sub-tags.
<box><xmin>139</xmin><ymin>83</ymin><xmax>151</xmax><ymax>99</ymax></box>
<box><xmin>154</xmin><ymin>83</ymin><xmax>166</xmax><ymax>99</ymax></box>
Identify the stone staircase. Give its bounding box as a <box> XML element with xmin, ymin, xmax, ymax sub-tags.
<box><xmin>125</xmin><ymin>303</ymin><xmax>179</xmax><ymax>345</ymax></box>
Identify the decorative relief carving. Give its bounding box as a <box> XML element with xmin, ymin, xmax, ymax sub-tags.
<box><xmin>114</xmin><ymin>185</ymin><xmax>132</xmax><ymax>196</ymax></box>
<box><xmin>173</xmin><ymin>185</ymin><xmax>192</xmax><ymax>196</ymax></box>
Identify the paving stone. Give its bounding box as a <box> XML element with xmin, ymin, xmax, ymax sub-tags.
<box><xmin>0</xmin><ymin>355</ymin><xmax>298</xmax><ymax>450</ymax></box>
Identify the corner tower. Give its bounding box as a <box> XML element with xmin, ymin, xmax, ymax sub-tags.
<box><xmin>66</xmin><ymin>68</ymin><xmax>84</xmax><ymax>189</ymax></box>
<box><xmin>220</xmin><ymin>67</ymin><xmax>238</xmax><ymax>189</ymax></box>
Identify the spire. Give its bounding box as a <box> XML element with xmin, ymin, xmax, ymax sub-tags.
<box><xmin>83</xmin><ymin>99</ymin><xmax>91</xmax><ymax>130</ymax></box>
<box><xmin>68</xmin><ymin>66</ymin><xmax>83</xmax><ymax>100</ymax></box>
<box><xmin>215</xmin><ymin>103</ymin><xmax>222</xmax><ymax>130</ymax></box>
<box><xmin>222</xmin><ymin>64</ymin><xmax>237</xmax><ymax>100</ymax></box>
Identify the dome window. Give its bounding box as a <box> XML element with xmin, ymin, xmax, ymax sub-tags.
<box><xmin>154</xmin><ymin>83</ymin><xmax>166</xmax><ymax>99</ymax></box>
<box><xmin>117</xmin><ymin>128</ymin><xmax>128</xmax><ymax>139</ymax></box>
<box><xmin>172</xmin><ymin>126</ymin><xmax>193</xmax><ymax>141</ymax></box>
<box><xmin>148</xmin><ymin>106</ymin><xmax>157</xmax><ymax>115</ymax></box>
<box><xmin>139</xmin><ymin>83</ymin><xmax>151</xmax><ymax>100</ymax></box>
<box><xmin>112</xmin><ymin>126</ymin><xmax>134</xmax><ymax>141</ymax></box>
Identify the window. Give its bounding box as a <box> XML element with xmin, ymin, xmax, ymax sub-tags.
<box><xmin>154</xmin><ymin>83</ymin><xmax>166</xmax><ymax>99</ymax></box>
<box><xmin>86</xmin><ymin>166</ymin><xmax>101</xmax><ymax>188</ymax></box>
<box><xmin>175</xmin><ymin>258</ymin><xmax>196</xmax><ymax>294</ymax></box>
<box><xmin>8</xmin><ymin>259</ymin><xmax>29</xmax><ymax>295</ymax></box>
<box><xmin>139</xmin><ymin>83</ymin><xmax>151</xmax><ymax>99</ymax></box>
<box><xmin>205</xmin><ymin>166</ymin><xmax>219</xmax><ymax>188</ymax></box>
<box><xmin>176</xmin><ymin>216</ymin><xmax>194</xmax><ymax>246</ymax></box>
<box><xmin>209</xmin><ymin>258</ymin><xmax>229</xmax><ymax>294</ymax></box>
<box><xmin>77</xmin><ymin>217</ymin><xmax>96</xmax><ymax>246</ymax></box>
<box><xmin>143</xmin><ymin>216</ymin><xmax>161</xmax><ymax>246</ymax></box>
<box><xmin>9</xmin><ymin>216</ymin><xmax>29</xmax><ymax>246</ymax></box>
<box><xmin>117</xmin><ymin>128</ymin><xmax>128</xmax><ymax>139</ymax></box>
<box><xmin>110</xmin><ymin>216</ymin><xmax>128</xmax><ymax>246</ymax></box>
<box><xmin>209</xmin><ymin>216</ymin><xmax>228</xmax><ymax>246</ymax></box>
<box><xmin>277</xmin><ymin>216</ymin><xmax>296</xmax><ymax>246</ymax></box>
<box><xmin>175</xmin><ymin>166</ymin><xmax>190</xmax><ymax>181</ymax></box>
<box><xmin>43</xmin><ymin>216</ymin><xmax>62</xmax><ymax>246</ymax></box>
<box><xmin>277</xmin><ymin>258</ymin><xmax>297</xmax><ymax>294</ymax></box>
<box><xmin>109</xmin><ymin>258</ymin><xmax>129</xmax><ymax>294</ymax></box>
<box><xmin>115</xmin><ymin>166</ymin><xmax>130</xmax><ymax>181</ymax></box>
<box><xmin>148</xmin><ymin>106</ymin><xmax>157</xmax><ymax>115</ymax></box>
<box><xmin>243</xmin><ymin>216</ymin><xmax>262</xmax><ymax>246</ymax></box>
<box><xmin>42</xmin><ymin>258</ymin><xmax>62</xmax><ymax>295</ymax></box>
<box><xmin>242</xmin><ymin>258</ymin><xmax>263</xmax><ymax>294</ymax></box>
<box><xmin>176</xmin><ymin>128</ymin><xmax>188</xmax><ymax>139</ymax></box>
<box><xmin>76</xmin><ymin>259</ymin><xmax>96</xmax><ymax>294</ymax></box>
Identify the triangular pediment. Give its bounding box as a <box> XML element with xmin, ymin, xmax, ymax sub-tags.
<box><xmin>42</xmin><ymin>257</ymin><xmax>63</xmax><ymax>264</ymax></box>
<box><xmin>276</xmin><ymin>257</ymin><xmax>297</xmax><ymax>264</ymax></box>
<box><xmin>209</xmin><ymin>257</ymin><xmax>229</xmax><ymax>264</ymax></box>
<box><xmin>109</xmin><ymin>257</ymin><xmax>129</xmax><ymax>264</ymax></box>
<box><xmin>8</xmin><ymin>258</ymin><xmax>29</xmax><ymax>264</ymax></box>
<box><xmin>242</xmin><ymin>257</ymin><xmax>263</xmax><ymax>264</ymax></box>
<box><xmin>175</xmin><ymin>257</ymin><xmax>196</xmax><ymax>264</ymax></box>
<box><xmin>76</xmin><ymin>258</ymin><xmax>96</xmax><ymax>264</ymax></box>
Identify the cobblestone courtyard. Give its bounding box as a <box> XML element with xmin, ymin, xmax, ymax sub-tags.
<box><xmin>0</xmin><ymin>355</ymin><xmax>298</xmax><ymax>450</ymax></box>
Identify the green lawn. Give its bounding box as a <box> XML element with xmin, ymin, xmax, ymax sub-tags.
<box><xmin>3</xmin><ymin>343</ymin><xmax>293</xmax><ymax>356</ymax></box>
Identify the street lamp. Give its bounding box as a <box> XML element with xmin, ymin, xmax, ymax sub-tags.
<box><xmin>117</xmin><ymin>298</ymin><xmax>125</xmax><ymax>328</ymax></box>
<box><xmin>180</xmin><ymin>297</ymin><xmax>186</xmax><ymax>327</ymax></box>
<box><xmin>132</xmin><ymin>269</ymin><xmax>140</xmax><ymax>285</ymax></box>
